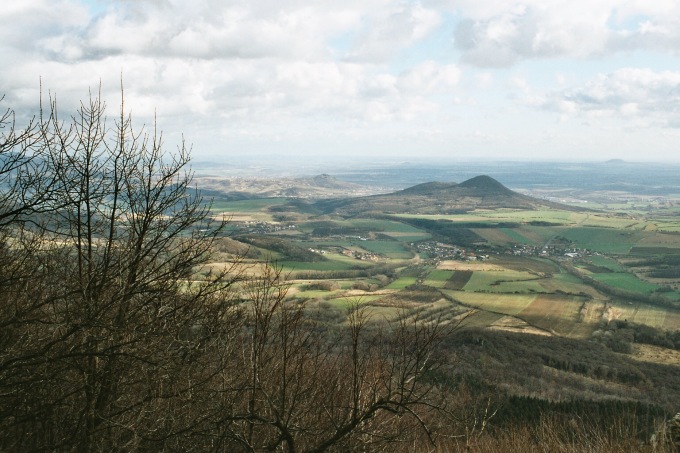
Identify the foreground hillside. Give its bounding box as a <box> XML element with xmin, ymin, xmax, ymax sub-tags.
<box><xmin>206</xmin><ymin>176</ymin><xmax>680</xmax><ymax>434</ymax></box>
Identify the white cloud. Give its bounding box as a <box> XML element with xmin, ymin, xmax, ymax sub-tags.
<box><xmin>540</xmin><ymin>68</ymin><xmax>680</xmax><ymax>127</ymax></box>
<box><xmin>474</xmin><ymin>72</ymin><xmax>493</xmax><ymax>88</ymax></box>
<box><xmin>346</xmin><ymin>3</ymin><xmax>442</xmax><ymax>61</ymax></box>
<box><xmin>2</xmin><ymin>0</ymin><xmax>680</xmax><ymax>162</ymax></box>
<box><xmin>398</xmin><ymin>61</ymin><xmax>461</xmax><ymax>94</ymax></box>
<box><xmin>0</xmin><ymin>0</ymin><xmax>462</xmax><ymax>148</ymax></box>
<box><xmin>451</xmin><ymin>1</ymin><xmax>612</xmax><ymax>66</ymax></box>
<box><xmin>446</xmin><ymin>0</ymin><xmax>680</xmax><ymax>66</ymax></box>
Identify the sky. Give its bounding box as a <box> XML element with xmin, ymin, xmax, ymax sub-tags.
<box><xmin>2</xmin><ymin>0</ymin><xmax>680</xmax><ymax>164</ymax></box>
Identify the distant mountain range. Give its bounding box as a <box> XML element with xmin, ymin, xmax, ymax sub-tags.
<box><xmin>192</xmin><ymin>173</ymin><xmax>382</xmax><ymax>199</ymax></box>
<box><xmin>313</xmin><ymin>175</ymin><xmax>578</xmax><ymax>215</ymax></box>
<box><xmin>195</xmin><ymin>172</ymin><xmax>588</xmax><ymax>215</ymax></box>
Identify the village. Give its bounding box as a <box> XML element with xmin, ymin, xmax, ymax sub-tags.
<box><xmin>413</xmin><ymin>240</ymin><xmax>593</xmax><ymax>262</ymax></box>
<box><xmin>228</xmin><ymin>220</ymin><xmax>593</xmax><ymax>264</ymax></box>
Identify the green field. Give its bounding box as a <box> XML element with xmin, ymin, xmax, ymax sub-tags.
<box><xmin>491</xmin><ymin>279</ymin><xmax>547</xmax><ymax>293</ymax></box>
<box><xmin>385</xmin><ymin>277</ymin><xmax>418</xmax><ymax>290</ymax></box>
<box><xmin>463</xmin><ymin>270</ymin><xmax>542</xmax><ymax>292</ymax></box>
<box><xmin>654</xmin><ymin>221</ymin><xmax>680</xmax><ymax>233</ymax></box>
<box><xmin>356</xmin><ymin>239</ymin><xmax>413</xmax><ymax>259</ymax></box>
<box><xmin>560</xmin><ymin>227</ymin><xmax>644</xmax><ymax>254</ymax></box>
<box><xmin>347</xmin><ymin>218</ymin><xmax>429</xmax><ymax>233</ymax></box>
<box><xmin>383</xmin><ymin>232</ymin><xmax>432</xmax><ymax>242</ymax></box>
<box><xmin>537</xmin><ymin>273</ymin><xmax>599</xmax><ymax>297</ymax></box>
<box><xmin>520</xmin><ymin>225</ymin><xmax>562</xmax><ymax>243</ymax></box>
<box><xmin>424</xmin><ymin>269</ymin><xmax>454</xmax><ymax>288</ymax></box>
<box><xmin>500</xmin><ymin>228</ymin><xmax>533</xmax><ymax>244</ymax></box>
<box><xmin>591</xmin><ymin>273</ymin><xmax>659</xmax><ymax>294</ymax></box>
<box><xmin>588</xmin><ymin>255</ymin><xmax>626</xmax><ymax>272</ymax></box>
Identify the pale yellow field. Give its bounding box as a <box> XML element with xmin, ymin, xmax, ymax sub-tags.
<box><xmin>635</xmin><ymin>232</ymin><xmax>680</xmax><ymax>248</ymax></box>
<box><xmin>340</xmin><ymin>289</ymin><xmax>398</xmax><ymax>298</ymax></box>
<box><xmin>437</xmin><ymin>260</ymin><xmax>507</xmax><ymax>272</ymax></box>
<box><xmin>579</xmin><ymin>300</ymin><xmax>606</xmax><ymax>325</ymax></box>
<box><xmin>213</xmin><ymin>212</ymin><xmax>274</xmax><ymax>222</ymax></box>
<box><xmin>537</xmin><ymin>277</ymin><xmax>603</xmax><ymax>298</ymax></box>
<box><xmin>518</xmin><ymin>295</ymin><xmax>588</xmax><ymax>337</ymax></box>
<box><xmin>607</xmin><ymin>302</ymin><xmax>674</xmax><ymax>329</ymax></box>
<box><xmin>630</xmin><ymin>343</ymin><xmax>680</xmax><ymax>366</ymax></box>
<box><xmin>489</xmin><ymin>315</ymin><xmax>553</xmax><ymax>336</ymax></box>
<box><xmin>395</xmin><ymin>214</ymin><xmax>491</xmax><ymax>222</ymax></box>
<box><xmin>446</xmin><ymin>290</ymin><xmax>537</xmax><ymax>315</ymax></box>
<box><xmin>197</xmin><ymin>261</ymin><xmax>258</xmax><ymax>277</ymax></box>
<box><xmin>663</xmin><ymin>311</ymin><xmax>680</xmax><ymax>330</ymax></box>
<box><xmin>457</xmin><ymin>310</ymin><xmax>505</xmax><ymax>328</ymax></box>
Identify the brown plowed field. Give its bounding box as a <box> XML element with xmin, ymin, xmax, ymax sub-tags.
<box><xmin>444</xmin><ymin>270</ymin><xmax>473</xmax><ymax>290</ymax></box>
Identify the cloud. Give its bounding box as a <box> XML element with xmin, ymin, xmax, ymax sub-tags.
<box><xmin>398</xmin><ymin>61</ymin><xmax>461</xmax><ymax>94</ymax></box>
<box><xmin>2</xmin><ymin>1</ymin><xmax>378</xmax><ymax>66</ymax></box>
<box><xmin>447</xmin><ymin>0</ymin><xmax>680</xmax><ymax>66</ymax></box>
<box><xmin>3</xmin><ymin>0</ymin><xmax>679</xmax><ymax>162</ymax></box>
<box><xmin>346</xmin><ymin>3</ymin><xmax>442</xmax><ymax>61</ymax></box>
<box><xmin>540</xmin><ymin>68</ymin><xmax>680</xmax><ymax>127</ymax></box>
<box><xmin>0</xmin><ymin>0</ymin><xmax>460</xmax><ymax>145</ymax></box>
<box><xmin>69</xmin><ymin>3</ymin><xmax>332</xmax><ymax>61</ymax></box>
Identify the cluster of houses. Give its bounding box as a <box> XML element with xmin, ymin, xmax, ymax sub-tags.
<box><xmin>412</xmin><ymin>241</ymin><xmax>490</xmax><ymax>261</ymax></box>
<box><xmin>510</xmin><ymin>244</ymin><xmax>591</xmax><ymax>259</ymax></box>
<box><xmin>308</xmin><ymin>239</ymin><xmax>593</xmax><ymax>263</ymax></box>
<box><xmin>414</xmin><ymin>240</ymin><xmax>591</xmax><ymax>262</ymax></box>
<box><xmin>340</xmin><ymin>249</ymin><xmax>380</xmax><ymax>261</ymax></box>
<box><xmin>232</xmin><ymin>221</ymin><xmax>297</xmax><ymax>235</ymax></box>
<box><xmin>307</xmin><ymin>246</ymin><xmax>380</xmax><ymax>261</ymax></box>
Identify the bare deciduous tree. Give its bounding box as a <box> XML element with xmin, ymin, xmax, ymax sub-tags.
<box><xmin>0</xmin><ymin>88</ymin><xmax>246</xmax><ymax>451</ymax></box>
<box><xmin>206</xmin><ymin>263</ymin><xmax>451</xmax><ymax>452</ymax></box>
<box><xmin>0</xmin><ymin>87</ymin><xmax>457</xmax><ymax>452</ymax></box>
